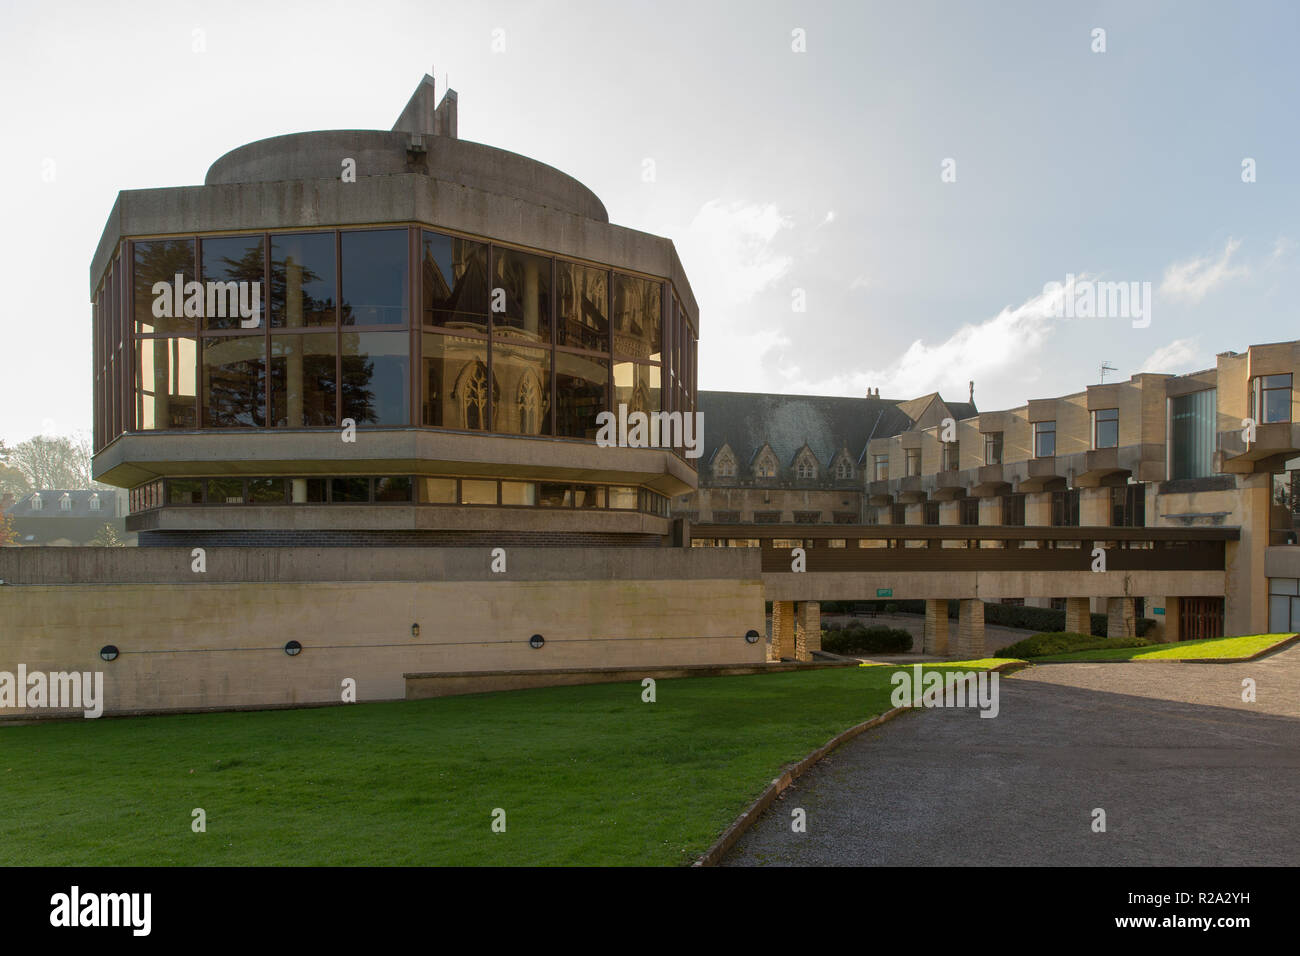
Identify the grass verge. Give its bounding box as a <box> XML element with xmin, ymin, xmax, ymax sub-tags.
<box><xmin>1031</xmin><ymin>633</ymin><xmax>1295</xmax><ymax>662</ymax></box>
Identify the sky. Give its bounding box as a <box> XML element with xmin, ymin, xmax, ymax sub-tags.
<box><xmin>2</xmin><ymin>0</ymin><xmax>1298</xmax><ymax>444</ymax></box>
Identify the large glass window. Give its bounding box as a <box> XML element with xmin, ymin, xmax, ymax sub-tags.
<box><xmin>421</xmin><ymin>333</ymin><xmax>492</xmax><ymax>430</ymax></box>
<box><xmin>422</xmin><ymin>231</ymin><xmax>489</xmax><ymax>332</ymax></box>
<box><xmin>248</xmin><ymin>478</ymin><xmax>286</xmax><ymax>503</ymax></box>
<box><xmin>873</xmin><ymin>454</ymin><xmax>888</xmax><ymax>481</ymax></box>
<box><xmin>331</xmin><ymin>477</ymin><xmax>370</xmax><ymax>503</ymax></box>
<box><xmin>342</xmin><ymin>229</ymin><xmax>408</xmax><ymax>326</ymax></box>
<box><xmin>984</xmin><ymin>432</ymin><xmax>1003</xmax><ymax>465</ymax></box>
<box><xmin>341</xmin><ymin>331</ymin><xmax>409</xmax><ymax>426</ymax></box>
<box><xmin>556</xmin><ymin>261</ymin><xmax>609</xmax><ymax>352</ymax></box>
<box><xmin>271</xmin><ymin>333</ymin><xmax>337</xmax><ymax>427</ymax></box>
<box><xmin>1034</xmin><ymin>420</ymin><xmax>1056</xmax><ymax>458</ymax></box>
<box><xmin>905</xmin><ymin>448</ymin><xmax>920</xmax><ymax>476</ymax></box>
<box><xmin>1170</xmin><ymin>389</ymin><xmax>1216</xmax><ymax>479</ymax></box>
<box><xmin>134</xmin><ymin>239</ymin><xmax>196</xmax><ymax>334</ymax></box>
<box><xmin>1093</xmin><ymin>408</ymin><xmax>1119</xmax><ymax>449</ymax></box>
<box><xmin>491</xmin><ymin>343</ymin><xmax>551</xmax><ymax>435</ymax></box>
<box><xmin>206</xmin><ymin>477</ymin><xmax>244</xmax><ymax>505</ymax></box>
<box><xmin>135</xmin><ymin>337</ymin><xmax>197</xmax><ymax>429</ymax></box>
<box><xmin>202</xmin><ymin>336</ymin><xmax>266</xmax><ymax>427</ymax></box>
<box><xmin>612</xmin><ymin>274</ymin><xmax>661</xmax><ymax>361</ymax></box>
<box><xmin>614</xmin><ymin>361</ymin><xmax>660</xmax><ymax>415</ymax></box>
<box><xmin>374</xmin><ymin>476</ymin><xmax>413</xmax><ymax>502</ymax></box>
<box><xmin>460</xmin><ymin>480</ymin><xmax>498</xmax><ymax>505</ymax></box>
<box><xmin>271</xmin><ymin>232</ymin><xmax>336</xmax><ymax>328</ymax></box>
<box><xmin>500</xmin><ymin>481</ymin><xmax>537</xmax><ymax>506</ymax></box>
<box><xmin>200</xmin><ymin>235</ymin><xmax>265</xmax><ymax>330</ymax></box>
<box><xmin>1252</xmin><ymin>374</ymin><xmax>1292</xmax><ymax>424</ymax></box>
<box><xmin>493</xmin><ymin>247</ymin><xmax>551</xmax><ymax>345</ymax></box>
<box><xmin>556</xmin><ymin>352</ymin><xmax>608</xmax><ymax>439</ymax></box>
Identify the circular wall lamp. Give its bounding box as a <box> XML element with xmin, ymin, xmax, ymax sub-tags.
<box><xmin>100</xmin><ymin>645</ymin><xmax>119</xmax><ymax>662</ymax></box>
<box><xmin>284</xmin><ymin>640</ymin><xmax>303</xmax><ymax>656</ymax></box>
<box><xmin>411</xmin><ymin>623</ymin><xmax>420</xmax><ymax>638</ymax></box>
<box><xmin>744</xmin><ymin>630</ymin><xmax>761</xmax><ymax>644</ymax></box>
<box><xmin>529</xmin><ymin>634</ymin><xmax>545</xmax><ymax>649</ymax></box>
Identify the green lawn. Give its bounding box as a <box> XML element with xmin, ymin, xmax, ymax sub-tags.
<box><xmin>1032</xmin><ymin>633</ymin><xmax>1295</xmax><ymax>662</ymax></box>
<box><xmin>0</xmin><ymin>661</ymin><xmax>1011</xmax><ymax>866</ymax></box>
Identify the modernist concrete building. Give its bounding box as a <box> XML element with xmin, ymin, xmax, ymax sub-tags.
<box><xmin>90</xmin><ymin>75</ymin><xmax>698</xmax><ymax>548</ymax></box>
<box><xmin>678</xmin><ymin>342</ymin><xmax>1300</xmax><ymax>644</ymax></box>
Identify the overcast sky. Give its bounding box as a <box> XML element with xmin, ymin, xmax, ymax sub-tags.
<box><xmin>2</xmin><ymin>0</ymin><xmax>1297</xmax><ymax>444</ymax></box>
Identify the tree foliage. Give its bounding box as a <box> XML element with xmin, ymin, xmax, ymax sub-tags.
<box><xmin>6</xmin><ymin>434</ymin><xmax>105</xmax><ymax>491</ymax></box>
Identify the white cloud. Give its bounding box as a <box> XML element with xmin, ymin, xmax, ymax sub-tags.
<box><xmin>1138</xmin><ymin>337</ymin><xmax>1203</xmax><ymax>374</ymax></box>
<box><xmin>821</xmin><ymin>210</ymin><xmax>836</xmax><ymax>225</ymax></box>
<box><xmin>1159</xmin><ymin>238</ymin><xmax>1248</xmax><ymax>304</ymax></box>
<box><xmin>675</xmin><ymin>199</ymin><xmax>793</xmax><ymax>309</ymax></box>
<box><xmin>849</xmin><ymin>275</ymin><xmax>872</xmax><ymax>291</ymax></box>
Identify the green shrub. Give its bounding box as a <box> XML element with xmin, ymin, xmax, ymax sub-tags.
<box><xmin>884</xmin><ymin>603</ymin><xmax>900</xmax><ymax>614</ymax></box>
<box><xmin>994</xmin><ymin>631</ymin><xmax>1155</xmax><ymax>659</ymax></box>
<box><xmin>821</xmin><ymin>625</ymin><xmax>914</xmax><ymax>655</ymax></box>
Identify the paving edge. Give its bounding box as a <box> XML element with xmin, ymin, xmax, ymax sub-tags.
<box><xmin>692</xmin><ymin>660</ymin><xmax>1020</xmax><ymax>866</ymax></box>
<box><xmin>1020</xmin><ymin>633</ymin><xmax>1300</xmax><ymax>666</ymax></box>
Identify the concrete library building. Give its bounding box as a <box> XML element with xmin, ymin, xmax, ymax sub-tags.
<box><xmin>1</xmin><ymin>77</ymin><xmax>1297</xmax><ymax>718</ymax></box>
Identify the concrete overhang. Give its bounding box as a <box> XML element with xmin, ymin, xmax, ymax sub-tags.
<box><xmin>1015</xmin><ymin>457</ymin><xmax>1067</xmax><ymax>493</ymax></box>
<box><xmin>971</xmin><ymin>463</ymin><xmax>1012</xmax><ymax>497</ymax></box>
<box><xmin>931</xmin><ymin>470</ymin><xmax>968</xmax><ymax>501</ymax></box>
<box><xmin>93</xmin><ymin>429</ymin><xmax>698</xmax><ymax>497</ymax></box>
<box><xmin>1216</xmin><ymin>423</ymin><xmax>1300</xmax><ymax>474</ymax></box>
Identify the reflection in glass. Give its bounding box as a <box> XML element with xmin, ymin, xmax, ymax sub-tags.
<box><xmin>422</xmin><ymin>231</ymin><xmax>489</xmax><ymax>332</ymax></box>
<box><xmin>501</xmin><ymin>481</ymin><xmax>537</xmax><ymax>506</ymax></box>
<box><xmin>539</xmin><ymin>483</ymin><xmax>572</xmax><ymax>507</ymax></box>
<box><xmin>134</xmin><ymin>239</ymin><xmax>196</xmax><ymax>334</ymax></box>
<box><xmin>423</xmin><ymin>477</ymin><xmax>457</xmax><ymax>503</ymax></box>
<box><xmin>341</xmin><ymin>331</ymin><xmax>409</xmax><ymax>426</ymax></box>
<box><xmin>493</xmin><ymin>247</ymin><xmax>551</xmax><ymax>345</ymax></box>
<box><xmin>202</xmin><ymin>336</ymin><xmax>266</xmax><ymax>427</ymax></box>
<box><xmin>614</xmin><ymin>362</ymin><xmax>661</xmax><ymax>415</ymax></box>
<box><xmin>331</xmin><ymin>477</ymin><xmax>370</xmax><ymax>502</ymax></box>
<box><xmin>135</xmin><ymin>337</ymin><xmax>197</xmax><ymax>429</ymax></box>
<box><xmin>271</xmin><ymin>232</ymin><xmax>336</xmax><ymax>328</ymax></box>
<box><xmin>168</xmin><ymin>479</ymin><xmax>203</xmax><ymax>505</ymax></box>
<box><xmin>422</xmin><ymin>333</ymin><xmax>494</xmax><ymax>430</ymax></box>
<box><xmin>271</xmin><ymin>333</ymin><xmax>337</xmax><ymax>427</ymax></box>
<box><xmin>491</xmin><ymin>343</ymin><xmax>551</xmax><ymax>435</ymax></box>
<box><xmin>612</xmin><ymin>274</ymin><xmax>661</xmax><ymax>361</ymax></box>
<box><xmin>200</xmin><ymin>235</ymin><xmax>265</xmax><ymax>330</ymax></box>
<box><xmin>374</xmin><ymin>476</ymin><xmax>413</xmax><ymax>502</ymax></box>
<box><xmin>574</xmin><ymin>485</ymin><xmax>605</xmax><ymax>509</ymax></box>
<box><xmin>248</xmin><ymin>478</ymin><xmax>286</xmax><ymax>503</ymax></box>
<box><xmin>342</xmin><ymin>230</ymin><xmax>409</xmax><ymax>326</ymax></box>
<box><xmin>206</xmin><ymin>478</ymin><xmax>244</xmax><ymax>504</ymax></box>
<box><xmin>608</xmin><ymin>486</ymin><xmax>637</xmax><ymax>509</ymax></box>
<box><xmin>557</xmin><ymin>261</ymin><xmax>608</xmax><ymax>352</ymax></box>
<box><xmin>556</xmin><ymin>352</ymin><xmax>608</xmax><ymax>439</ymax></box>
<box><xmin>460</xmin><ymin>480</ymin><xmax>498</xmax><ymax>505</ymax></box>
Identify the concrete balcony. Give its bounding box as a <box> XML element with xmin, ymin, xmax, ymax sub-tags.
<box><xmin>931</xmin><ymin>469</ymin><xmax>968</xmax><ymax>501</ymax></box>
<box><xmin>972</xmin><ymin>463</ymin><xmax>1011</xmax><ymax>497</ymax></box>
<box><xmin>1216</xmin><ymin>422</ymin><xmax>1300</xmax><ymax>475</ymax></box>
<box><xmin>895</xmin><ymin>475</ymin><xmax>926</xmax><ymax>503</ymax></box>
<box><xmin>867</xmin><ymin>479</ymin><xmax>893</xmax><ymax>506</ymax></box>
<box><xmin>1017</xmin><ymin>456</ymin><xmax>1067</xmax><ymax>492</ymax></box>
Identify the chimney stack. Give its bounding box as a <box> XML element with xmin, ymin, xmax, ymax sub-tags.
<box><xmin>969</xmin><ymin>380</ymin><xmax>974</xmax><ymax>403</ymax></box>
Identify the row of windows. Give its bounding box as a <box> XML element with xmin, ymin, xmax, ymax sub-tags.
<box><xmin>28</xmin><ymin>493</ymin><xmax>104</xmax><ymax>512</ymax></box>
<box><xmin>712</xmin><ymin>454</ymin><xmax>856</xmax><ymax>481</ymax></box>
<box><xmin>129</xmin><ymin>476</ymin><xmax>669</xmax><ymax>516</ymax></box>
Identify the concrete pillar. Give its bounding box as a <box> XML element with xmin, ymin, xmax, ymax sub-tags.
<box><xmin>1225</xmin><ymin>474</ymin><xmax>1271</xmax><ymax>637</ymax></box>
<box><xmin>1063</xmin><ymin>597</ymin><xmax>1091</xmax><ymax>635</ymax></box>
<box><xmin>979</xmin><ymin>495</ymin><xmax>1004</xmax><ymax>549</ymax></box>
<box><xmin>1160</xmin><ymin>596</ymin><xmax>1181</xmax><ymax>643</ymax></box>
<box><xmin>771</xmin><ymin>600</ymin><xmax>795</xmax><ymax>660</ymax></box>
<box><xmin>923</xmin><ymin>599</ymin><xmax>949</xmax><ymax>655</ymax></box>
<box><xmin>795</xmin><ymin>601</ymin><xmax>821</xmax><ymax>661</ymax></box>
<box><xmin>1106</xmin><ymin>597</ymin><xmax>1136</xmax><ymax>638</ymax></box>
<box><xmin>904</xmin><ymin>501</ymin><xmax>925</xmax><ymax>548</ymax></box>
<box><xmin>939</xmin><ymin>500</ymin><xmax>964</xmax><ymax>548</ymax></box>
<box><xmin>956</xmin><ymin>599</ymin><xmax>985</xmax><ymax>658</ymax></box>
<box><xmin>1079</xmin><ymin>487</ymin><xmax>1110</xmax><ymax>527</ymax></box>
<box><xmin>1022</xmin><ymin>492</ymin><xmax>1053</xmax><ymax>606</ymax></box>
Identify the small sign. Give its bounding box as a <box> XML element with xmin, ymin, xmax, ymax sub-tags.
<box><xmin>876</xmin><ymin>588</ymin><xmax>893</xmax><ymax>598</ymax></box>
<box><xmin>1153</xmin><ymin>607</ymin><xmax>1165</xmax><ymax>616</ymax></box>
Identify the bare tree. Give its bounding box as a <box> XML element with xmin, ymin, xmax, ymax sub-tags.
<box><xmin>8</xmin><ymin>435</ymin><xmax>105</xmax><ymax>490</ymax></box>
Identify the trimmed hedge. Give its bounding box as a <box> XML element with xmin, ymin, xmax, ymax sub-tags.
<box><xmin>821</xmin><ymin>625</ymin><xmax>914</xmax><ymax>655</ymax></box>
<box><xmin>994</xmin><ymin>631</ymin><xmax>1155</xmax><ymax>659</ymax></box>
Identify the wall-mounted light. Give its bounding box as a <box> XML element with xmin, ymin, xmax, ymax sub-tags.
<box><xmin>529</xmin><ymin>634</ymin><xmax>545</xmax><ymax>649</ymax></box>
<box><xmin>100</xmin><ymin>645</ymin><xmax>119</xmax><ymax>662</ymax></box>
<box><xmin>744</xmin><ymin>630</ymin><xmax>760</xmax><ymax>644</ymax></box>
<box><xmin>284</xmin><ymin>640</ymin><xmax>302</xmax><ymax>656</ymax></box>
<box><xmin>411</xmin><ymin>623</ymin><xmax>420</xmax><ymax>638</ymax></box>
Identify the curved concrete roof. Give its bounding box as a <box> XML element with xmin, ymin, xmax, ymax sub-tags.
<box><xmin>205</xmin><ymin>130</ymin><xmax>609</xmax><ymax>223</ymax></box>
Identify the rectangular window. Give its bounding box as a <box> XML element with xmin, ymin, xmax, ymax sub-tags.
<box><xmin>1170</xmin><ymin>389</ymin><xmax>1217</xmax><ymax>479</ymax></box>
<box><xmin>613</xmin><ymin>361</ymin><xmax>661</xmax><ymax>415</ymax></box>
<box><xmin>206</xmin><ymin>477</ymin><xmax>244</xmax><ymax>505</ymax></box>
<box><xmin>500</xmin><ymin>481</ymin><xmax>538</xmax><ymax>506</ymax></box>
<box><xmin>942</xmin><ymin>440</ymin><xmax>960</xmax><ymax>471</ymax></box>
<box><xmin>873</xmin><ymin>454</ymin><xmax>888</xmax><ymax>481</ymax></box>
<box><xmin>556</xmin><ymin>261</ymin><xmax>609</xmax><ymax>352</ymax></box>
<box><xmin>422</xmin><ymin>231</ymin><xmax>489</xmax><ymax>333</ymax></box>
<box><xmin>202</xmin><ymin>336</ymin><xmax>266</xmax><ymax>427</ymax></box>
<box><xmin>1051</xmin><ymin>488</ymin><xmax>1080</xmax><ymax>527</ymax></box>
<box><xmin>422</xmin><ymin>333</ymin><xmax>488</xmax><ymax>430</ymax></box>
<box><xmin>330</xmin><ymin>477</ymin><xmax>370</xmax><ymax>503</ymax></box>
<box><xmin>341</xmin><ymin>229</ymin><xmax>409</xmax><ymax>326</ymax></box>
<box><xmin>493</xmin><ymin>247</ymin><xmax>552</xmax><ymax>346</ymax></box>
<box><xmin>1003</xmin><ymin>493</ymin><xmax>1026</xmax><ymax>526</ymax></box>
<box><xmin>905</xmin><ymin>448</ymin><xmax>920</xmax><ymax>477</ymax></box>
<box><xmin>891</xmin><ymin>503</ymin><xmax>907</xmax><ymax>524</ymax></box>
<box><xmin>540</xmin><ymin>483</ymin><xmax>574</xmax><ymax>507</ymax></box>
<box><xmin>1252</xmin><ymin>373</ymin><xmax>1292</xmax><ymax>424</ymax></box>
<box><xmin>247</xmin><ymin>478</ymin><xmax>286</xmax><ymax>504</ymax></box>
<box><xmin>134</xmin><ymin>239</ymin><xmax>196</xmax><ymax>334</ymax></box>
<box><xmin>574</xmin><ymin>485</ymin><xmax>605</xmax><ymax>509</ymax></box>
<box><xmin>924</xmin><ymin>501</ymin><xmax>940</xmax><ymax>525</ymax></box>
<box><xmin>1093</xmin><ymin>408</ymin><xmax>1119</xmax><ymax>449</ymax></box>
<box><xmin>271</xmin><ymin>333</ymin><xmax>337</xmax><ymax>427</ymax></box>
<box><xmin>1034</xmin><ymin>420</ymin><xmax>1056</xmax><ymax>458</ymax></box>
<box><xmin>423</xmin><ymin>477</ymin><xmax>457</xmax><ymax>504</ymax></box>
<box><xmin>340</xmin><ymin>331</ymin><xmax>409</xmax><ymax>426</ymax></box>
<box><xmin>555</xmin><ymin>351</ymin><xmax>609</xmax><ymax>439</ymax></box>
<box><xmin>608</xmin><ymin>486</ymin><xmax>637</xmax><ymax>510</ymax></box>
<box><xmin>984</xmin><ymin>431</ymin><xmax>1003</xmax><ymax>465</ymax></box>
<box><xmin>460</xmin><ymin>479</ymin><xmax>498</xmax><ymax>505</ymax></box>
<box><xmin>492</xmin><ymin>344</ymin><xmax>552</xmax><ymax>435</ymax></box>
<box><xmin>200</xmin><ymin>235</ymin><xmax>266</xmax><ymax>331</ymax></box>
<box><xmin>960</xmin><ymin>497</ymin><xmax>980</xmax><ymax>524</ymax></box>
<box><xmin>135</xmin><ymin>337</ymin><xmax>198</xmax><ymax>430</ymax></box>
<box><xmin>612</xmin><ymin>274</ymin><xmax>661</xmax><ymax>362</ymax></box>
<box><xmin>374</xmin><ymin>476</ymin><xmax>413</xmax><ymax>502</ymax></box>
<box><xmin>167</xmin><ymin>479</ymin><xmax>203</xmax><ymax>505</ymax></box>
<box><xmin>271</xmin><ymin>232</ymin><xmax>337</xmax><ymax>328</ymax></box>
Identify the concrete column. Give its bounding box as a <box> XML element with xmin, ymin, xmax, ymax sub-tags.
<box><xmin>1079</xmin><ymin>487</ymin><xmax>1110</xmax><ymax>527</ymax></box>
<box><xmin>1106</xmin><ymin>597</ymin><xmax>1136</xmax><ymax>638</ymax></box>
<box><xmin>923</xmin><ymin>599</ymin><xmax>949</xmax><ymax>655</ymax></box>
<box><xmin>956</xmin><ymin>599</ymin><xmax>986</xmax><ymax>658</ymax></box>
<box><xmin>771</xmin><ymin>600</ymin><xmax>795</xmax><ymax>660</ymax></box>
<box><xmin>795</xmin><ymin>601</ymin><xmax>821</xmax><ymax>661</ymax></box>
<box><xmin>1160</xmin><ymin>596</ymin><xmax>1181</xmax><ymax>643</ymax></box>
<box><xmin>979</xmin><ymin>495</ymin><xmax>1004</xmax><ymax>549</ymax></box>
<box><xmin>1022</xmin><ymin>492</ymin><xmax>1053</xmax><ymax>606</ymax></box>
<box><xmin>939</xmin><ymin>500</ymin><xmax>964</xmax><ymax>548</ymax></box>
<box><xmin>1063</xmin><ymin>597</ymin><xmax>1091</xmax><ymax>636</ymax></box>
<box><xmin>1225</xmin><ymin>473</ymin><xmax>1271</xmax><ymax>637</ymax></box>
<box><xmin>904</xmin><ymin>502</ymin><xmax>925</xmax><ymax>548</ymax></box>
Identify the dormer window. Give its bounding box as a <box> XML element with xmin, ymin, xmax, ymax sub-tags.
<box><xmin>59</xmin><ymin>493</ymin><xmax>73</xmax><ymax>511</ymax></box>
<box><xmin>713</xmin><ymin>453</ymin><xmax>735</xmax><ymax>479</ymax></box>
<box><xmin>835</xmin><ymin>459</ymin><xmax>853</xmax><ymax>480</ymax></box>
<box><xmin>89</xmin><ymin>493</ymin><xmax>102</xmax><ymax>512</ymax></box>
<box><xmin>757</xmin><ymin>456</ymin><xmax>776</xmax><ymax>479</ymax></box>
<box><xmin>796</xmin><ymin>457</ymin><xmax>816</xmax><ymax>480</ymax></box>
<box><xmin>30</xmin><ymin>494</ymin><xmax>42</xmax><ymax>511</ymax></box>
